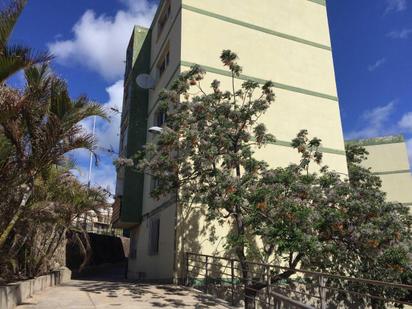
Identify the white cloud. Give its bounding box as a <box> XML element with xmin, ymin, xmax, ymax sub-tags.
<box><xmin>70</xmin><ymin>80</ymin><xmax>124</xmax><ymax>197</ymax></box>
<box><xmin>368</xmin><ymin>58</ymin><xmax>386</xmax><ymax>72</ymax></box>
<box><xmin>399</xmin><ymin>112</ymin><xmax>412</xmax><ymax>131</ymax></box>
<box><xmin>96</xmin><ymin>80</ymin><xmax>124</xmax><ymax>152</ymax></box>
<box><xmin>79</xmin><ymin>80</ymin><xmax>124</xmax><ymax>154</ymax></box>
<box><xmin>71</xmin><ymin>160</ymin><xmax>116</xmax><ymax>202</ymax></box>
<box><xmin>384</xmin><ymin>0</ymin><xmax>407</xmax><ymax>14</ymax></box>
<box><xmin>363</xmin><ymin>101</ymin><xmax>395</xmax><ymax>127</ymax></box>
<box><xmin>346</xmin><ymin>101</ymin><xmax>396</xmax><ymax>139</ymax></box>
<box><xmin>387</xmin><ymin>28</ymin><xmax>412</xmax><ymax>39</ymax></box>
<box><xmin>48</xmin><ymin>0</ymin><xmax>157</xmax><ymax>81</ymax></box>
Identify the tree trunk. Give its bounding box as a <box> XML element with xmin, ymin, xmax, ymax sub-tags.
<box><xmin>233</xmin><ymin>206</ymin><xmax>255</xmax><ymax>309</ymax></box>
<box><xmin>371</xmin><ymin>298</ymin><xmax>385</xmax><ymax>309</ymax></box>
<box><xmin>74</xmin><ymin>231</ymin><xmax>92</xmax><ymax>272</ymax></box>
<box><xmin>0</xmin><ymin>186</ymin><xmax>32</xmax><ymax>250</ymax></box>
<box><xmin>33</xmin><ymin>225</ymin><xmax>65</xmax><ymax>275</ymax></box>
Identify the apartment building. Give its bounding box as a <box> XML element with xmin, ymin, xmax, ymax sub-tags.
<box><xmin>346</xmin><ymin>135</ymin><xmax>412</xmax><ymax>208</ymax></box>
<box><xmin>112</xmin><ymin>0</ymin><xmax>348</xmax><ymax>281</ymax></box>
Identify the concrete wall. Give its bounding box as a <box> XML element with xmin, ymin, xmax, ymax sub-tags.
<box><xmin>128</xmin><ymin>202</ymin><xmax>177</xmax><ymax>281</ymax></box>
<box><xmin>125</xmin><ymin>0</ymin><xmax>348</xmax><ymax>281</ymax></box>
<box><xmin>126</xmin><ymin>0</ymin><xmax>183</xmax><ymax>281</ymax></box>
<box><xmin>174</xmin><ymin>0</ymin><xmax>347</xmax><ymax>277</ymax></box>
<box><xmin>0</xmin><ymin>267</ymin><xmax>71</xmax><ymax>309</ymax></box>
<box><xmin>180</xmin><ymin>0</ymin><xmax>347</xmax><ymax>175</ymax></box>
<box><xmin>347</xmin><ymin>137</ymin><xmax>412</xmax><ymax>206</ymax></box>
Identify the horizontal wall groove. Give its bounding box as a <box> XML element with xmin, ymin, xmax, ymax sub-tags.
<box><xmin>182</xmin><ymin>4</ymin><xmax>331</xmax><ymax>52</ymax></box>
<box><xmin>266</xmin><ymin>139</ymin><xmax>346</xmax><ymax>156</ymax></box>
<box><xmin>147</xmin><ymin>63</ymin><xmax>344</xmax><ymax>156</ymax></box>
<box><xmin>181</xmin><ymin>60</ymin><xmax>339</xmax><ymax>102</ymax></box>
<box><xmin>345</xmin><ymin>135</ymin><xmax>404</xmax><ymax>147</ymax></box>
<box><xmin>372</xmin><ymin>169</ymin><xmax>411</xmax><ymax>176</ymax></box>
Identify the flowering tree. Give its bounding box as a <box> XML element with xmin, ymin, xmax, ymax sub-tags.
<box><xmin>248</xmin><ymin>141</ymin><xmax>411</xmax><ymax>308</ymax></box>
<box><xmin>124</xmin><ymin>51</ymin><xmax>411</xmax><ymax>308</ymax></box>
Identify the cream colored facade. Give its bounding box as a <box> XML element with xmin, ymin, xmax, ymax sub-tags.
<box><xmin>346</xmin><ymin>136</ymin><xmax>412</xmax><ymax>207</ymax></box>
<box><xmin>123</xmin><ymin>0</ymin><xmax>348</xmax><ymax>281</ymax></box>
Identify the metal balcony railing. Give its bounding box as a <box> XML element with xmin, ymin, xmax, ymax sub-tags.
<box><xmin>184</xmin><ymin>252</ymin><xmax>412</xmax><ymax>309</ymax></box>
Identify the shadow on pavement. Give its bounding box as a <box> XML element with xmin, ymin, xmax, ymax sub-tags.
<box><xmin>68</xmin><ymin>263</ymin><xmax>229</xmax><ymax>308</ymax></box>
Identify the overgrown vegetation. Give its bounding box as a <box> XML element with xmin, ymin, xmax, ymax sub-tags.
<box><xmin>122</xmin><ymin>50</ymin><xmax>411</xmax><ymax>308</ymax></box>
<box><xmin>0</xmin><ymin>0</ymin><xmax>109</xmax><ymax>283</ymax></box>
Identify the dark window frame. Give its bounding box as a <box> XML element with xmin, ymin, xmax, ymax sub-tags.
<box><xmin>148</xmin><ymin>218</ymin><xmax>160</xmax><ymax>256</ymax></box>
<box><xmin>157</xmin><ymin>48</ymin><xmax>170</xmax><ymax>79</ymax></box>
<box><xmin>150</xmin><ymin>176</ymin><xmax>160</xmax><ymax>192</ymax></box>
<box><xmin>154</xmin><ymin>109</ymin><xmax>167</xmax><ymax>127</ymax></box>
<box><xmin>157</xmin><ymin>1</ymin><xmax>171</xmax><ymax>40</ymax></box>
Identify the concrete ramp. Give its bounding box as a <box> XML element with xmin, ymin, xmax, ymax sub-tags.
<box><xmin>17</xmin><ymin>279</ymin><xmax>236</xmax><ymax>308</ymax></box>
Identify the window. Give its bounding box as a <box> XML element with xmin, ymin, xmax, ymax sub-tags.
<box><xmin>157</xmin><ymin>1</ymin><xmax>171</xmax><ymax>40</ymax></box>
<box><xmin>150</xmin><ymin>176</ymin><xmax>160</xmax><ymax>192</ymax></box>
<box><xmin>154</xmin><ymin>109</ymin><xmax>167</xmax><ymax>127</ymax></box>
<box><xmin>148</xmin><ymin>218</ymin><xmax>160</xmax><ymax>255</ymax></box>
<box><xmin>157</xmin><ymin>48</ymin><xmax>170</xmax><ymax>79</ymax></box>
<box><xmin>120</xmin><ymin>128</ymin><xmax>128</xmax><ymax>156</ymax></box>
<box><xmin>124</xmin><ymin>41</ymin><xmax>133</xmax><ymax>79</ymax></box>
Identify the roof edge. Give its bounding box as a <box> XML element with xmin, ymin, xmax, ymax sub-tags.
<box><xmin>345</xmin><ymin>134</ymin><xmax>405</xmax><ymax>147</ymax></box>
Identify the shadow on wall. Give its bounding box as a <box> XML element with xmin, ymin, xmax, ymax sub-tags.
<box><xmin>175</xmin><ymin>204</ymin><xmax>203</xmax><ymax>282</ymax></box>
<box><xmin>175</xmin><ymin>203</ymin><xmax>236</xmax><ymax>283</ymax></box>
<box><xmin>66</xmin><ymin>232</ymin><xmax>130</xmax><ymax>271</ymax></box>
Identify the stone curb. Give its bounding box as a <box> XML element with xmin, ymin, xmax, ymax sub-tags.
<box><xmin>0</xmin><ymin>267</ymin><xmax>71</xmax><ymax>309</ymax></box>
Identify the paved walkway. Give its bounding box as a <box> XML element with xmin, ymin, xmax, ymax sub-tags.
<box><xmin>17</xmin><ymin>279</ymin><xmax>233</xmax><ymax>309</ymax></box>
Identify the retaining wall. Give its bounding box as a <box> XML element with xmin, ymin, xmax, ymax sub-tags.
<box><xmin>0</xmin><ymin>267</ymin><xmax>71</xmax><ymax>309</ymax></box>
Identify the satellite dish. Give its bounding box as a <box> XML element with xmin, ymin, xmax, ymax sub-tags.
<box><xmin>136</xmin><ymin>74</ymin><xmax>156</xmax><ymax>89</ymax></box>
<box><xmin>148</xmin><ymin>126</ymin><xmax>163</xmax><ymax>134</ymax></box>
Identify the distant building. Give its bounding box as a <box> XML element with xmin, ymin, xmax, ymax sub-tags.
<box><xmin>346</xmin><ymin>135</ymin><xmax>412</xmax><ymax>208</ymax></box>
<box><xmin>113</xmin><ymin>0</ymin><xmax>348</xmax><ymax>281</ymax></box>
<box><xmin>78</xmin><ymin>207</ymin><xmax>122</xmax><ymax>236</ymax></box>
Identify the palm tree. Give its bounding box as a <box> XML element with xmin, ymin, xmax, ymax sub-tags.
<box><xmin>1</xmin><ymin>166</ymin><xmax>109</xmax><ymax>281</ymax></box>
<box><xmin>0</xmin><ymin>0</ymin><xmax>52</xmax><ymax>83</ymax></box>
<box><xmin>0</xmin><ymin>64</ymin><xmax>108</xmax><ymax>250</ymax></box>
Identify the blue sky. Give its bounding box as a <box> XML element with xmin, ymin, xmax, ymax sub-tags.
<box><xmin>9</xmin><ymin>0</ymin><xmax>412</xmax><ymax>194</ymax></box>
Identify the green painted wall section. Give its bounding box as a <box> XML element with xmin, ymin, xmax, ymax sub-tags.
<box><xmin>248</xmin><ymin>136</ymin><xmax>345</xmax><ymax>156</ymax></box>
<box><xmin>372</xmin><ymin>169</ymin><xmax>411</xmax><ymax>176</ymax></box>
<box><xmin>267</xmin><ymin>139</ymin><xmax>345</xmax><ymax>156</ymax></box>
<box><xmin>132</xmin><ymin>26</ymin><xmax>149</xmax><ymax>66</ymax></box>
<box><xmin>307</xmin><ymin>0</ymin><xmax>326</xmax><ymax>6</ymax></box>
<box><xmin>121</xmin><ymin>28</ymin><xmax>151</xmax><ymax>225</ymax></box>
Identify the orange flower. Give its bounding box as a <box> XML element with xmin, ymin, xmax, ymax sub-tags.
<box><xmin>256</xmin><ymin>201</ymin><xmax>267</xmax><ymax>210</ymax></box>
<box><xmin>367</xmin><ymin>240</ymin><xmax>379</xmax><ymax>248</ymax></box>
<box><xmin>226</xmin><ymin>186</ymin><xmax>236</xmax><ymax>194</ymax></box>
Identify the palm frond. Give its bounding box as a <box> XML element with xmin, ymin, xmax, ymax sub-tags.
<box><xmin>61</xmin><ymin>99</ymin><xmax>109</xmax><ymax>130</ymax></box>
<box><xmin>24</xmin><ymin>62</ymin><xmax>51</xmax><ymax>93</ymax></box>
<box><xmin>0</xmin><ymin>45</ymin><xmax>52</xmax><ymax>83</ymax></box>
<box><xmin>0</xmin><ymin>0</ymin><xmax>27</xmax><ymax>47</ymax></box>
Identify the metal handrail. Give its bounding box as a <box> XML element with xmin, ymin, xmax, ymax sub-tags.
<box><xmin>186</xmin><ymin>251</ymin><xmax>412</xmax><ymax>291</ymax></box>
<box><xmin>185</xmin><ymin>251</ymin><xmax>412</xmax><ymax>308</ymax></box>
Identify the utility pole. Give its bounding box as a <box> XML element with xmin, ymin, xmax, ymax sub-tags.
<box><xmin>87</xmin><ymin>115</ymin><xmax>97</xmax><ymax>188</ymax></box>
<box><xmin>84</xmin><ymin>115</ymin><xmax>97</xmax><ymax>230</ymax></box>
